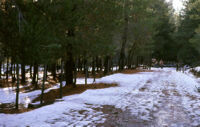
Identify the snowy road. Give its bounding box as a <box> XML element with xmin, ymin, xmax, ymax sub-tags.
<box><xmin>0</xmin><ymin>68</ymin><xmax>200</xmax><ymax>127</ymax></box>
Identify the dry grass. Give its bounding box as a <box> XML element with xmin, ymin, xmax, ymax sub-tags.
<box><xmin>162</xmin><ymin>90</ymin><xmax>170</xmax><ymax>96</ymax></box>
<box><xmin>32</xmin><ymin>83</ymin><xmax>118</xmax><ymax>103</ymax></box>
<box><xmin>76</xmin><ymin>69</ymin><xmax>154</xmax><ymax>78</ymax></box>
<box><xmin>0</xmin><ymin>103</ymin><xmax>32</xmax><ymax>114</ymax></box>
<box><xmin>118</xmin><ymin>69</ymin><xmax>153</xmax><ymax>74</ymax></box>
<box><xmin>76</xmin><ymin>71</ymin><xmax>104</xmax><ymax>78</ymax></box>
<box><xmin>0</xmin><ymin>80</ymin><xmax>15</xmax><ymax>88</ymax></box>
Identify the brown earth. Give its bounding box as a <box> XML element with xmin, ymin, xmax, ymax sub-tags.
<box><xmin>32</xmin><ymin>83</ymin><xmax>118</xmax><ymax>103</ymax></box>
<box><xmin>94</xmin><ymin>105</ymin><xmax>152</xmax><ymax>127</ymax></box>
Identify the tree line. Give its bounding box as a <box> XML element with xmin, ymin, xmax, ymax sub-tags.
<box><xmin>174</xmin><ymin>0</ymin><xmax>200</xmax><ymax>66</ymax></box>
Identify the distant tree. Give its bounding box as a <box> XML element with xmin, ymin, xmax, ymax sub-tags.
<box><xmin>152</xmin><ymin>0</ymin><xmax>176</xmax><ymax>62</ymax></box>
<box><xmin>175</xmin><ymin>0</ymin><xmax>200</xmax><ymax>65</ymax></box>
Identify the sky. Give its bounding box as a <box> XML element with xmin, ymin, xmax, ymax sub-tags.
<box><xmin>166</xmin><ymin>0</ymin><xmax>185</xmax><ymax>12</ymax></box>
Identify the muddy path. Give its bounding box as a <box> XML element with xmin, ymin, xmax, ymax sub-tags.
<box><xmin>152</xmin><ymin>82</ymin><xmax>192</xmax><ymax>127</ymax></box>
<box><xmin>95</xmin><ymin>105</ymin><xmax>153</xmax><ymax>127</ymax></box>
<box><xmin>95</xmin><ymin>70</ymin><xmax>199</xmax><ymax>127</ymax></box>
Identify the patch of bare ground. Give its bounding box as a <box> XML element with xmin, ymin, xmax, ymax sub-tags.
<box><xmin>32</xmin><ymin>83</ymin><xmax>117</xmax><ymax>103</ymax></box>
<box><xmin>139</xmin><ymin>80</ymin><xmax>152</xmax><ymax>92</ymax></box>
<box><xmin>93</xmin><ymin>69</ymin><xmax>154</xmax><ymax>82</ymax></box>
<box><xmin>186</xmin><ymin>94</ymin><xmax>197</xmax><ymax>100</ymax></box>
<box><xmin>119</xmin><ymin>69</ymin><xmax>153</xmax><ymax>74</ymax></box>
<box><xmin>190</xmin><ymin>69</ymin><xmax>200</xmax><ymax>78</ymax></box>
<box><xmin>162</xmin><ymin>90</ymin><xmax>170</xmax><ymax>96</ymax></box>
<box><xmin>76</xmin><ymin>69</ymin><xmax>154</xmax><ymax>78</ymax></box>
<box><xmin>172</xmin><ymin>89</ymin><xmax>181</xmax><ymax>96</ymax></box>
<box><xmin>1</xmin><ymin>83</ymin><xmax>117</xmax><ymax>114</ymax></box>
<box><xmin>146</xmin><ymin>80</ymin><xmax>152</xmax><ymax>84</ymax></box>
<box><xmin>0</xmin><ymin>79</ymin><xmax>27</xmax><ymax>88</ymax></box>
<box><xmin>0</xmin><ymin>103</ymin><xmax>32</xmax><ymax>114</ymax></box>
<box><xmin>94</xmin><ymin>105</ymin><xmax>153</xmax><ymax>127</ymax></box>
<box><xmin>76</xmin><ymin>72</ymin><xmax>104</xmax><ymax>78</ymax></box>
<box><xmin>139</xmin><ymin>87</ymin><xmax>148</xmax><ymax>92</ymax></box>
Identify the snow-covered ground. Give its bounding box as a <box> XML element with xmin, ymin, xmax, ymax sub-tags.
<box><xmin>0</xmin><ymin>68</ymin><xmax>200</xmax><ymax>127</ymax></box>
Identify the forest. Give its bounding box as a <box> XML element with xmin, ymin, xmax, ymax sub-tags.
<box><xmin>0</xmin><ymin>0</ymin><xmax>200</xmax><ymax>126</ymax></box>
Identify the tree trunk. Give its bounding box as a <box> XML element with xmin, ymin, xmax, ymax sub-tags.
<box><xmin>6</xmin><ymin>57</ymin><xmax>9</xmax><ymax>81</ymax></box>
<box><xmin>3</xmin><ymin>62</ymin><xmax>5</xmax><ymax>79</ymax></box>
<box><xmin>65</xmin><ymin>51</ymin><xmax>74</xmax><ymax>86</ymax></box>
<box><xmin>10</xmin><ymin>61</ymin><xmax>13</xmax><ymax>79</ymax></box>
<box><xmin>176</xmin><ymin>60</ymin><xmax>180</xmax><ymax>71</ymax></box>
<box><xmin>96</xmin><ymin>56</ymin><xmax>99</xmax><ymax>72</ymax></box>
<box><xmin>40</xmin><ymin>64</ymin><xmax>47</xmax><ymax>104</ymax></box>
<box><xmin>56</xmin><ymin>63</ymin><xmax>59</xmax><ymax>73</ymax></box>
<box><xmin>51</xmin><ymin>63</ymin><xmax>56</xmax><ymax>81</ymax></box>
<box><xmin>84</xmin><ymin>59</ymin><xmax>88</xmax><ymax>85</ymax></box>
<box><xmin>15</xmin><ymin>64</ymin><xmax>20</xmax><ymax>109</ymax></box>
<box><xmin>92</xmin><ymin>57</ymin><xmax>96</xmax><ymax>83</ymax></box>
<box><xmin>32</xmin><ymin>63</ymin><xmax>38</xmax><ymax>89</ymax></box>
<box><xmin>85</xmin><ymin>66</ymin><xmax>88</xmax><ymax>85</ymax></box>
<box><xmin>110</xmin><ymin>59</ymin><xmax>113</xmax><ymax>72</ymax></box>
<box><xmin>0</xmin><ymin>61</ymin><xmax>1</xmax><ymax>79</ymax></box>
<box><xmin>60</xmin><ymin>61</ymin><xmax>64</xmax><ymax>98</ymax></box>
<box><xmin>77</xmin><ymin>57</ymin><xmax>81</xmax><ymax>72</ymax></box>
<box><xmin>104</xmin><ymin>56</ymin><xmax>110</xmax><ymax>75</ymax></box>
<box><xmin>148</xmin><ymin>54</ymin><xmax>152</xmax><ymax>70</ymax></box>
<box><xmin>21</xmin><ymin>63</ymin><xmax>25</xmax><ymax>83</ymax></box>
<box><xmin>30</xmin><ymin>65</ymin><xmax>32</xmax><ymax>78</ymax></box>
<box><xmin>73</xmin><ymin>59</ymin><xmax>77</xmax><ymax>87</ymax></box>
<box><xmin>136</xmin><ymin>56</ymin><xmax>139</xmax><ymax>68</ymax></box>
<box><xmin>65</xmin><ymin>27</ymin><xmax>75</xmax><ymax>86</ymax></box>
<box><xmin>127</xmin><ymin>50</ymin><xmax>133</xmax><ymax>69</ymax></box>
<box><xmin>13</xmin><ymin>64</ymin><xmax>16</xmax><ymax>82</ymax></box>
<box><xmin>36</xmin><ymin>67</ymin><xmax>39</xmax><ymax>85</ymax></box>
<box><xmin>46</xmin><ymin>65</ymin><xmax>48</xmax><ymax>81</ymax></box>
<box><xmin>83</xmin><ymin>58</ymin><xmax>86</xmax><ymax>74</ymax></box>
<box><xmin>11</xmin><ymin>62</ymin><xmax>16</xmax><ymax>83</ymax></box>
<box><xmin>119</xmin><ymin>0</ymin><xmax>128</xmax><ymax>70</ymax></box>
<box><xmin>99</xmin><ymin>58</ymin><xmax>103</xmax><ymax>72</ymax></box>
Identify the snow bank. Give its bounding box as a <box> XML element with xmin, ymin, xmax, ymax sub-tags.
<box><xmin>194</xmin><ymin>66</ymin><xmax>200</xmax><ymax>72</ymax></box>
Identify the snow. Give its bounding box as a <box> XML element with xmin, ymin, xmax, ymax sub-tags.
<box><xmin>0</xmin><ymin>86</ymin><xmax>41</xmax><ymax>106</ymax></box>
<box><xmin>0</xmin><ymin>68</ymin><xmax>200</xmax><ymax>126</ymax></box>
<box><xmin>75</xmin><ymin>78</ymin><xmax>95</xmax><ymax>84</ymax></box>
<box><xmin>194</xmin><ymin>66</ymin><xmax>200</xmax><ymax>72</ymax></box>
<box><xmin>0</xmin><ymin>101</ymin><xmax>106</xmax><ymax>127</ymax></box>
